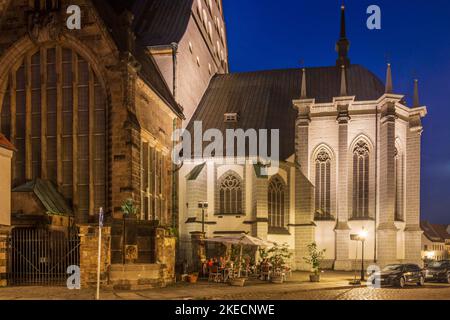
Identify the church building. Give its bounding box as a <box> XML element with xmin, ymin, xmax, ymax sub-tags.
<box><xmin>178</xmin><ymin>5</ymin><xmax>427</xmax><ymax>270</ymax></box>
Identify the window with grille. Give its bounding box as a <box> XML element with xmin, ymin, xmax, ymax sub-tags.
<box><xmin>314</xmin><ymin>149</ymin><xmax>332</xmax><ymax>219</ymax></box>
<box><xmin>268</xmin><ymin>176</ymin><xmax>286</xmax><ymax>229</ymax></box>
<box><xmin>352</xmin><ymin>141</ymin><xmax>370</xmax><ymax>219</ymax></box>
<box><xmin>0</xmin><ymin>46</ymin><xmax>106</xmax><ymax>222</ymax></box>
<box><xmin>218</xmin><ymin>172</ymin><xmax>242</xmax><ymax>214</ymax></box>
<box><xmin>141</xmin><ymin>142</ymin><xmax>166</xmax><ymax>223</ymax></box>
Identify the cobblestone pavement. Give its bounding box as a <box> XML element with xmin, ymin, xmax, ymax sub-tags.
<box><xmin>1</xmin><ymin>272</ymin><xmax>450</xmax><ymax>300</ymax></box>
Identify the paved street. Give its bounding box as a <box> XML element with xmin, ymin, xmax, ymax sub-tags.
<box><xmin>0</xmin><ymin>271</ymin><xmax>450</xmax><ymax>300</ymax></box>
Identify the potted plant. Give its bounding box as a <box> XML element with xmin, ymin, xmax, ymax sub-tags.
<box><xmin>303</xmin><ymin>242</ymin><xmax>326</xmax><ymax>282</ymax></box>
<box><xmin>188</xmin><ymin>272</ymin><xmax>199</xmax><ymax>283</ymax></box>
<box><xmin>267</xmin><ymin>243</ymin><xmax>292</xmax><ymax>284</ymax></box>
<box><xmin>228</xmin><ymin>247</ymin><xmax>248</xmax><ymax>286</ymax></box>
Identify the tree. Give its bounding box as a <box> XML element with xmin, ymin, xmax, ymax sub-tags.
<box><xmin>303</xmin><ymin>242</ymin><xmax>326</xmax><ymax>275</ymax></box>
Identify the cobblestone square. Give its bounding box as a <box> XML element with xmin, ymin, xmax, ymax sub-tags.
<box><xmin>1</xmin><ymin>271</ymin><xmax>449</xmax><ymax>301</ymax></box>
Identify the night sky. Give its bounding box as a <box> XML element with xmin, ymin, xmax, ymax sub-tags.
<box><xmin>223</xmin><ymin>0</ymin><xmax>450</xmax><ymax>224</ymax></box>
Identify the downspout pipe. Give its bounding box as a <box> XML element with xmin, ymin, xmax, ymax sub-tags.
<box><xmin>171</xmin><ymin>42</ymin><xmax>178</xmax><ymax>101</ymax></box>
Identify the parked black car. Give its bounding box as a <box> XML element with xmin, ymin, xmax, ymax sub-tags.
<box><xmin>424</xmin><ymin>260</ymin><xmax>450</xmax><ymax>283</ymax></box>
<box><xmin>375</xmin><ymin>264</ymin><xmax>425</xmax><ymax>288</ymax></box>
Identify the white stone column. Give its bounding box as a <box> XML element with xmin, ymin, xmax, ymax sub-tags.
<box><xmin>293</xmin><ymin>100</ymin><xmax>313</xmax><ymax>176</ymax></box>
<box><xmin>404</xmin><ymin>114</ymin><xmax>423</xmax><ymax>265</ymax></box>
<box><xmin>292</xmin><ymin>99</ymin><xmax>316</xmax><ymax>271</ymax></box>
<box><xmin>377</xmin><ymin>100</ymin><xmax>398</xmax><ymax>267</ymax></box>
<box><xmin>254</xmin><ymin>175</ymin><xmax>268</xmax><ymax>240</ymax></box>
<box><xmin>334</xmin><ymin>103</ymin><xmax>352</xmax><ymax>270</ymax></box>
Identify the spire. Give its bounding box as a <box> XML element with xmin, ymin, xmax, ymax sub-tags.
<box><xmin>336</xmin><ymin>3</ymin><xmax>350</xmax><ymax>67</ymax></box>
<box><xmin>413</xmin><ymin>79</ymin><xmax>420</xmax><ymax>107</ymax></box>
<box><xmin>385</xmin><ymin>63</ymin><xmax>393</xmax><ymax>93</ymax></box>
<box><xmin>301</xmin><ymin>68</ymin><xmax>307</xmax><ymax>98</ymax></box>
<box><xmin>340</xmin><ymin>65</ymin><xmax>347</xmax><ymax>96</ymax></box>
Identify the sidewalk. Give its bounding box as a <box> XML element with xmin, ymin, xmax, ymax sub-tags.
<box><xmin>0</xmin><ymin>271</ymin><xmax>362</xmax><ymax>300</ymax></box>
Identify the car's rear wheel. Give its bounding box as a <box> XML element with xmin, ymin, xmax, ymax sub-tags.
<box><xmin>446</xmin><ymin>274</ymin><xmax>450</xmax><ymax>284</ymax></box>
<box><xmin>418</xmin><ymin>276</ymin><xmax>425</xmax><ymax>286</ymax></box>
<box><xmin>398</xmin><ymin>277</ymin><xmax>406</xmax><ymax>288</ymax></box>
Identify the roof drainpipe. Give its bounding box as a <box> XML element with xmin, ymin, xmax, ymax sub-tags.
<box><xmin>171</xmin><ymin>42</ymin><xmax>179</xmax><ymax>102</ymax></box>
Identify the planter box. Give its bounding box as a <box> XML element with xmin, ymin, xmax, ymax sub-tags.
<box><xmin>309</xmin><ymin>274</ymin><xmax>320</xmax><ymax>282</ymax></box>
<box><xmin>230</xmin><ymin>278</ymin><xmax>246</xmax><ymax>287</ymax></box>
<box><xmin>188</xmin><ymin>274</ymin><xmax>198</xmax><ymax>283</ymax></box>
<box><xmin>271</xmin><ymin>275</ymin><xmax>284</xmax><ymax>284</ymax></box>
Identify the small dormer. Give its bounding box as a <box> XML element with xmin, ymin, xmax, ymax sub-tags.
<box><xmin>224</xmin><ymin>112</ymin><xmax>238</xmax><ymax>123</ymax></box>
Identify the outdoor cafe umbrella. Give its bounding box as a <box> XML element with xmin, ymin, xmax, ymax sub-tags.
<box><xmin>204</xmin><ymin>234</ymin><xmax>274</xmax><ymax>277</ymax></box>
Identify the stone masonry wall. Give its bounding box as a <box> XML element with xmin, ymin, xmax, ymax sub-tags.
<box><xmin>155</xmin><ymin>228</ymin><xmax>176</xmax><ymax>283</ymax></box>
<box><xmin>0</xmin><ymin>227</ymin><xmax>9</xmax><ymax>287</ymax></box>
<box><xmin>79</xmin><ymin>225</ymin><xmax>111</xmax><ymax>288</ymax></box>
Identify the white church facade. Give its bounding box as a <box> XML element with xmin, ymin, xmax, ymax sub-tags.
<box><xmin>178</xmin><ymin>5</ymin><xmax>427</xmax><ymax>271</ymax></box>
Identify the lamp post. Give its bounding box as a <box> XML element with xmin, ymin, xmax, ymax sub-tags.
<box><xmin>359</xmin><ymin>228</ymin><xmax>368</xmax><ymax>281</ymax></box>
<box><xmin>198</xmin><ymin>201</ymin><xmax>208</xmax><ymax>234</ymax></box>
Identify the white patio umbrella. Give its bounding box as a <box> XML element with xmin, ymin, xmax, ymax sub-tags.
<box><xmin>204</xmin><ymin>234</ymin><xmax>274</xmax><ymax>277</ymax></box>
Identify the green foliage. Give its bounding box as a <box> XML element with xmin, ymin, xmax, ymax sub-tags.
<box><xmin>121</xmin><ymin>199</ymin><xmax>138</xmax><ymax>218</ymax></box>
<box><xmin>167</xmin><ymin>227</ymin><xmax>179</xmax><ymax>238</ymax></box>
<box><xmin>258</xmin><ymin>247</ymin><xmax>269</xmax><ymax>261</ymax></box>
<box><xmin>266</xmin><ymin>243</ymin><xmax>292</xmax><ymax>270</ymax></box>
<box><xmin>303</xmin><ymin>242</ymin><xmax>326</xmax><ymax>275</ymax></box>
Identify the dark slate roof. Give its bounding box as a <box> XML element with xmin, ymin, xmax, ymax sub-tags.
<box><xmin>186</xmin><ymin>162</ymin><xmax>206</xmax><ymax>180</ymax></box>
<box><xmin>131</xmin><ymin>0</ymin><xmax>193</xmax><ymax>46</ymax></box>
<box><xmin>12</xmin><ymin>179</ymin><xmax>73</xmax><ymax>216</ymax></box>
<box><xmin>187</xmin><ymin>64</ymin><xmax>385</xmax><ymax>160</ymax></box>
<box><xmin>91</xmin><ymin>0</ymin><xmax>184</xmax><ymax>118</ymax></box>
<box><xmin>101</xmin><ymin>0</ymin><xmax>193</xmax><ymax>47</ymax></box>
<box><xmin>421</xmin><ymin>221</ymin><xmax>450</xmax><ymax>242</ymax></box>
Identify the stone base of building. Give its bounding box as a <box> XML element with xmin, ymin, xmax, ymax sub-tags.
<box><xmin>0</xmin><ymin>226</ymin><xmax>10</xmax><ymax>287</ymax></box>
<box><xmin>376</xmin><ymin>260</ymin><xmax>401</xmax><ymax>269</ymax></box>
<box><xmin>109</xmin><ymin>263</ymin><xmax>174</xmax><ymax>290</ymax></box>
<box><xmin>333</xmin><ymin>259</ymin><xmax>353</xmax><ymax>271</ymax></box>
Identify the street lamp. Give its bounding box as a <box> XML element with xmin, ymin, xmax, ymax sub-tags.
<box><xmin>359</xmin><ymin>228</ymin><xmax>368</xmax><ymax>281</ymax></box>
<box><xmin>198</xmin><ymin>201</ymin><xmax>208</xmax><ymax>234</ymax></box>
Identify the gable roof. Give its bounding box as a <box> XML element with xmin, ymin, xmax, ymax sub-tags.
<box><xmin>0</xmin><ymin>133</ymin><xmax>15</xmax><ymax>151</ymax></box>
<box><xmin>187</xmin><ymin>64</ymin><xmax>385</xmax><ymax>160</ymax></box>
<box><xmin>91</xmin><ymin>0</ymin><xmax>184</xmax><ymax>118</ymax></box>
<box><xmin>421</xmin><ymin>220</ymin><xmax>450</xmax><ymax>242</ymax></box>
<box><xmin>13</xmin><ymin>179</ymin><xmax>73</xmax><ymax>216</ymax></box>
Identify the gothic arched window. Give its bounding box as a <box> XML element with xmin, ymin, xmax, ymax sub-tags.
<box><xmin>219</xmin><ymin>172</ymin><xmax>242</xmax><ymax>214</ymax></box>
<box><xmin>352</xmin><ymin>141</ymin><xmax>370</xmax><ymax>218</ymax></box>
<box><xmin>315</xmin><ymin>149</ymin><xmax>331</xmax><ymax>219</ymax></box>
<box><xmin>0</xmin><ymin>46</ymin><xmax>107</xmax><ymax>223</ymax></box>
<box><xmin>268</xmin><ymin>176</ymin><xmax>286</xmax><ymax>229</ymax></box>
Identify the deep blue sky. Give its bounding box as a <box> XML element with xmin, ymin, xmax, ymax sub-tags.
<box><xmin>223</xmin><ymin>0</ymin><xmax>450</xmax><ymax>224</ymax></box>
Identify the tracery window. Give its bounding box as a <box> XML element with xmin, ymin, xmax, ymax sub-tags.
<box><xmin>0</xmin><ymin>46</ymin><xmax>106</xmax><ymax>222</ymax></box>
<box><xmin>218</xmin><ymin>172</ymin><xmax>242</xmax><ymax>214</ymax></box>
<box><xmin>141</xmin><ymin>142</ymin><xmax>166</xmax><ymax>223</ymax></box>
<box><xmin>352</xmin><ymin>141</ymin><xmax>370</xmax><ymax>218</ymax></box>
<box><xmin>268</xmin><ymin>176</ymin><xmax>286</xmax><ymax>229</ymax></box>
<box><xmin>315</xmin><ymin>149</ymin><xmax>331</xmax><ymax>219</ymax></box>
